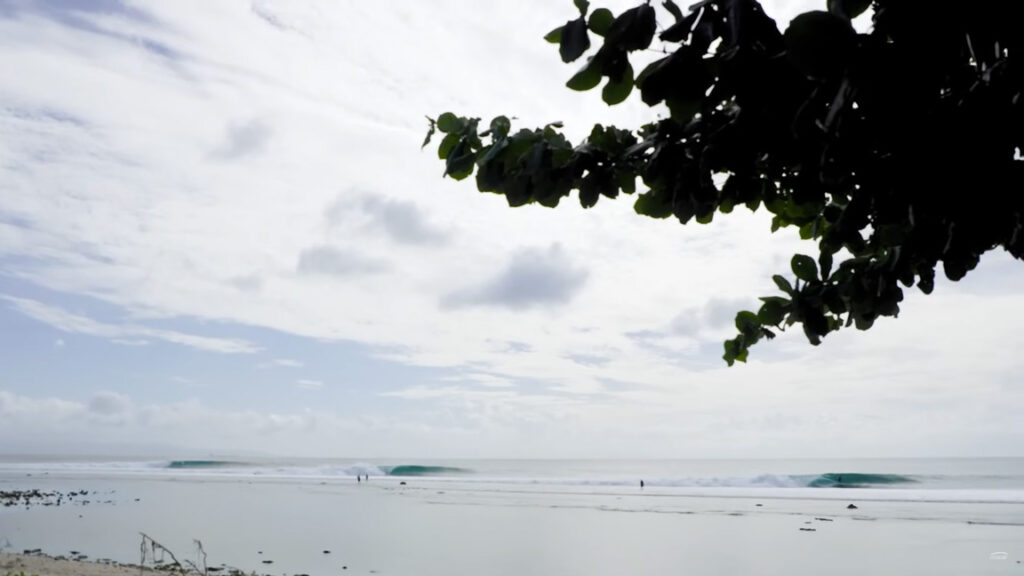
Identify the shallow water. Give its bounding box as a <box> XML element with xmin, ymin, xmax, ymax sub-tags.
<box><xmin>2</xmin><ymin>459</ymin><xmax>1023</xmax><ymax>575</ymax></box>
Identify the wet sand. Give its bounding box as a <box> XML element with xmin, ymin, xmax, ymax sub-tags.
<box><xmin>1</xmin><ymin>552</ymin><xmax>161</xmax><ymax>576</ymax></box>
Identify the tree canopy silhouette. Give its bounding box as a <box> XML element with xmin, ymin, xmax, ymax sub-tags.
<box><xmin>424</xmin><ymin>0</ymin><xmax>1023</xmax><ymax>365</ymax></box>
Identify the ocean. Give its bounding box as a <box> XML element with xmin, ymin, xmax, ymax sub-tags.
<box><xmin>2</xmin><ymin>457</ymin><xmax>1023</xmax><ymax>575</ymax></box>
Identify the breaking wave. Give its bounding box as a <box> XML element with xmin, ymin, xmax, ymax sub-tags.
<box><xmin>165</xmin><ymin>460</ymin><xmax>241</xmax><ymax>469</ymax></box>
<box><xmin>802</xmin><ymin>473</ymin><xmax>917</xmax><ymax>488</ymax></box>
<box><xmin>382</xmin><ymin>465</ymin><xmax>471</xmax><ymax>477</ymax></box>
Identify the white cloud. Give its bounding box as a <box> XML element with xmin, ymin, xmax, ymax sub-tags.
<box><xmin>295</xmin><ymin>379</ymin><xmax>324</xmax><ymax>390</ymax></box>
<box><xmin>210</xmin><ymin>118</ymin><xmax>272</xmax><ymax>160</ymax></box>
<box><xmin>259</xmin><ymin>358</ymin><xmax>304</xmax><ymax>369</ymax></box>
<box><xmin>441</xmin><ymin>244</ymin><xmax>589</xmax><ymax>310</ymax></box>
<box><xmin>1</xmin><ymin>295</ymin><xmax>260</xmax><ymax>354</ymax></box>
<box><xmin>296</xmin><ymin>246</ymin><xmax>390</xmax><ymax>277</ymax></box>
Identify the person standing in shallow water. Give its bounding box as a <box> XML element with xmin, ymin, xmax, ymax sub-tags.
<box><xmin>640</xmin><ymin>480</ymin><xmax>645</xmax><ymax>489</ymax></box>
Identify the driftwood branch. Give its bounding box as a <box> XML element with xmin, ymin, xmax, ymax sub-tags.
<box><xmin>140</xmin><ymin>532</ymin><xmax>184</xmax><ymax>573</ymax></box>
<box><xmin>138</xmin><ymin>533</ymin><xmax>209</xmax><ymax>575</ymax></box>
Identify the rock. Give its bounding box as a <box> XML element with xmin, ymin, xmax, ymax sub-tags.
<box><xmin>323</xmin><ymin>550</ymin><xmax>331</xmax><ymax>554</ymax></box>
<box><xmin>846</xmin><ymin>504</ymin><xmax>858</xmax><ymax>509</ymax></box>
<box><xmin>755</xmin><ymin>503</ymin><xmax>762</xmax><ymax>507</ymax></box>
<box><xmin>399</xmin><ymin>481</ymin><xmax>407</xmax><ymax>485</ymax></box>
<box><xmin>799</xmin><ymin>528</ymin><xmax>816</xmax><ymax>532</ymax></box>
<box><xmin>814</xmin><ymin>517</ymin><xmax>834</xmax><ymax>522</ymax></box>
<box><xmin>262</xmin><ymin>560</ymin><xmax>273</xmax><ymax>564</ymax></box>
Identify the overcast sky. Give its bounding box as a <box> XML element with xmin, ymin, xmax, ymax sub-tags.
<box><xmin>1</xmin><ymin>0</ymin><xmax>1021</xmax><ymax>459</ymax></box>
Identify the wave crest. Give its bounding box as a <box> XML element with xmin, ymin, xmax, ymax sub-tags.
<box><xmin>803</xmin><ymin>473</ymin><xmax>917</xmax><ymax>488</ymax></box>
<box><xmin>382</xmin><ymin>465</ymin><xmax>470</xmax><ymax>477</ymax></box>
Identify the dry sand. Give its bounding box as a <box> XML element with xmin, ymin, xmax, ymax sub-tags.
<box><xmin>0</xmin><ymin>553</ymin><xmax>163</xmax><ymax>576</ymax></box>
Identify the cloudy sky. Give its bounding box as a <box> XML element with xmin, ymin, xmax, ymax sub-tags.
<box><xmin>1</xmin><ymin>0</ymin><xmax>1021</xmax><ymax>459</ymax></box>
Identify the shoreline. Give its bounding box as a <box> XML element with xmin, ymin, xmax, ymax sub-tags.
<box><xmin>1</xmin><ymin>552</ymin><xmax>164</xmax><ymax>576</ymax></box>
<box><xmin>0</xmin><ymin>551</ymin><xmax>287</xmax><ymax>576</ymax></box>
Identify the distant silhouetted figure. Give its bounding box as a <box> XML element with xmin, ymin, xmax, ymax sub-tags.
<box><xmin>640</xmin><ymin>480</ymin><xmax>645</xmax><ymax>489</ymax></box>
<box><xmin>357</xmin><ymin>475</ymin><xmax>361</xmax><ymax>483</ymax></box>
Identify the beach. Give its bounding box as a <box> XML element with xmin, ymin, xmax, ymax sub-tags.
<box><xmin>2</xmin><ymin>458</ymin><xmax>1023</xmax><ymax>575</ymax></box>
<box><xmin>1</xmin><ymin>552</ymin><xmax>163</xmax><ymax>576</ymax></box>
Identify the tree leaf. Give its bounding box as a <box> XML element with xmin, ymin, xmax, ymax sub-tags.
<box><xmin>436</xmin><ymin>112</ymin><xmax>462</xmax><ymax>134</ymax></box>
<box><xmin>574</xmin><ymin>0</ymin><xmax>590</xmax><ymax>16</ymax></box>
<box><xmin>566</xmin><ymin>58</ymin><xmax>602</xmax><ymax>91</ymax></box>
<box><xmin>437</xmin><ymin>132</ymin><xmax>460</xmax><ymax>160</ymax></box>
<box><xmin>444</xmin><ymin>139</ymin><xmax>476</xmax><ymax>180</ymax></box>
<box><xmin>480</xmin><ymin>137</ymin><xmax>509</xmax><ymax>165</ymax></box>
<box><xmin>791</xmin><ymin>254</ymin><xmax>819</xmax><ymax>282</ymax></box>
<box><xmin>783</xmin><ymin>11</ymin><xmax>856</xmax><ymax>78</ymax></box>
<box><xmin>634</xmin><ymin>190</ymin><xmax>673</xmax><ymax>219</ymax></box>
<box><xmin>489</xmin><ymin>116</ymin><xmax>511</xmax><ymax>139</ymax></box>
<box><xmin>601</xmin><ymin>62</ymin><xmax>634</xmax><ymax>105</ymax></box>
<box><xmin>588</xmin><ymin>8</ymin><xmax>614</xmax><ymax>36</ymax></box>
<box><xmin>773</xmin><ymin>274</ymin><xmax>794</xmax><ymax>295</ymax></box>
<box><xmin>735</xmin><ymin>310</ymin><xmax>761</xmax><ymax>337</ymax></box>
<box><xmin>617</xmin><ymin>170</ymin><xmax>636</xmax><ymax>194</ymax></box>
<box><xmin>421</xmin><ymin>117</ymin><xmax>436</xmax><ymax>149</ymax></box>
<box><xmin>544</xmin><ymin>25</ymin><xmax>564</xmax><ymax>44</ymax></box>
<box><xmin>662</xmin><ymin>0</ymin><xmax>684</xmax><ymax>22</ymax></box>
<box><xmin>723</xmin><ymin>337</ymin><xmax>749</xmax><ymax>366</ymax></box>
<box><xmin>827</xmin><ymin>0</ymin><xmax>872</xmax><ymax>19</ymax></box>
<box><xmin>660</xmin><ymin>9</ymin><xmax>700</xmax><ymax>42</ymax></box>
<box><xmin>560</xmin><ymin>17</ymin><xmax>591</xmax><ymax>63</ymax></box>
<box><xmin>606</xmin><ymin>5</ymin><xmax>657</xmax><ymax>52</ymax></box>
<box><xmin>757</xmin><ymin>298</ymin><xmax>789</xmax><ymax>326</ymax></box>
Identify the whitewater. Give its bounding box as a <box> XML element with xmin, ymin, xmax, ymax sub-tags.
<box><xmin>3</xmin><ymin>456</ymin><xmax>1023</xmax><ymax>491</ymax></box>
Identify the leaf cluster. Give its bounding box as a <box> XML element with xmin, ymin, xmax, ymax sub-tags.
<box><xmin>426</xmin><ymin>0</ymin><xmax>1024</xmax><ymax>364</ymax></box>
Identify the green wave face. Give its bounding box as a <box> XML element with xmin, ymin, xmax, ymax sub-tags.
<box><xmin>166</xmin><ymin>460</ymin><xmax>239</xmax><ymax>469</ymax></box>
<box><xmin>806</xmin><ymin>473</ymin><xmax>917</xmax><ymax>488</ymax></box>
<box><xmin>383</xmin><ymin>465</ymin><xmax>470</xmax><ymax>477</ymax></box>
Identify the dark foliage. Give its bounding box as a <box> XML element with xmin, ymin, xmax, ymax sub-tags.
<box><xmin>425</xmin><ymin>0</ymin><xmax>1023</xmax><ymax>364</ymax></box>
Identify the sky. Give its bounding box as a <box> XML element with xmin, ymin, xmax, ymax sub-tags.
<box><xmin>0</xmin><ymin>0</ymin><xmax>1022</xmax><ymax>459</ymax></box>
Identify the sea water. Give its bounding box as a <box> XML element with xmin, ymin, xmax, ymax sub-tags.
<box><xmin>1</xmin><ymin>457</ymin><xmax>1023</xmax><ymax>575</ymax></box>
